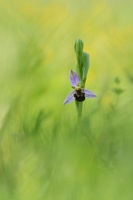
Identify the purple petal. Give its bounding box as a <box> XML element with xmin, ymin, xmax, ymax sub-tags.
<box><xmin>70</xmin><ymin>70</ymin><xmax>80</xmax><ymax>87</ymax></box>
<box><xmin>82</xmin><ymin>89</ymin><xmax>97</xmax><ymax>98</ymax></box>
<box><xmin>64</xmin><ymin>90</ymin><xmax>75</xmax><ymax>105</ymax></box>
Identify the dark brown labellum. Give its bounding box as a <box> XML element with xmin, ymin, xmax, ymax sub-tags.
<box><xmin>74</xmin><ymin>93</ymin><xmax>85</xmax><ymax>102</ymax></box>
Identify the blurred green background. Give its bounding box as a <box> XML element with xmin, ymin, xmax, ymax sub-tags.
<box><xmin>0</xmin><ymin>0</ymin><xmax>133</xmax><ymax>199</ymax></box>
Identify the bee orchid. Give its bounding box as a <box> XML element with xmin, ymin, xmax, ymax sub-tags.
<box><xmin>64</xmin><ymin>70</ymin><xmax>96</xmax><ymax>105</ymax></box>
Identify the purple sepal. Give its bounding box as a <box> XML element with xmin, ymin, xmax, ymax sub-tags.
<box><xmin>70</xmin><ymin>70</ymin><xmax>80</xmax><ymax>87</ymax></box>
<box><xmin>82</xmin><ymin>89</ymin><xmax>97</xmax><ymax>98</ymax></box>
<box><xmin>64</xmin><ymin>90</ymin><xmax>75</xmax><ymax>105</ymax></box>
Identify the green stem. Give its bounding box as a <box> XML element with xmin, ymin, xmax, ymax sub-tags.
<box><xmin>75</xmin><ymin>101</ymin><xmax>83</xmax><ymax>121</ymax></box>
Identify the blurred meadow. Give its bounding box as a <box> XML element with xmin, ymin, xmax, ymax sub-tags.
<box><xmin>0</xmin><ymin>0</ymin><xmax>133</xmax><ymax>199</ymax></box>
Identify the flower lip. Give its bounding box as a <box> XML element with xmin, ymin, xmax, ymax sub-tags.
<box><xmin>70</xmin><ymin>70</ymin><xmax>80</xmax><ymax>87</ymax></box>
<box><xmin>74</xmin><ymin>93</ymin><xmax>85</xmax><ymax>102</ymax></box>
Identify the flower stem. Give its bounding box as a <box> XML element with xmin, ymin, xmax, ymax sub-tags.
<box><xmin>75</xmin><ymin>101</ymin><xmax>83</xmax><ymax>121</ymax></box>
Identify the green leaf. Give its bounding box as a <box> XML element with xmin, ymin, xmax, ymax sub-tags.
<box><xmin>74</xmin><ymin>38</ymin><xmax>84</xmax><ymax>80</ymax></box>
<box><xmin>113</xmin><ymin>88</ymin><xmax>124</xmax><ymax>95</ymax></box>
<box><xmin>82</xmin><ymin>52</ymin><xmax>90</xmax><ymax>86</ymax></box>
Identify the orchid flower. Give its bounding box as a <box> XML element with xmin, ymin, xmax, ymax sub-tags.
<box><xmin>64</xmin><ymin>70</ymin><xmax>96</xmax><ymax>105</ymax></box>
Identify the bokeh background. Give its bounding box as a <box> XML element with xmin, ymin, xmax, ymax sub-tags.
<box><xmin>0</xmin><ymin>0</ymin><xmax>133</xmax><ymax>199</ymax></box>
